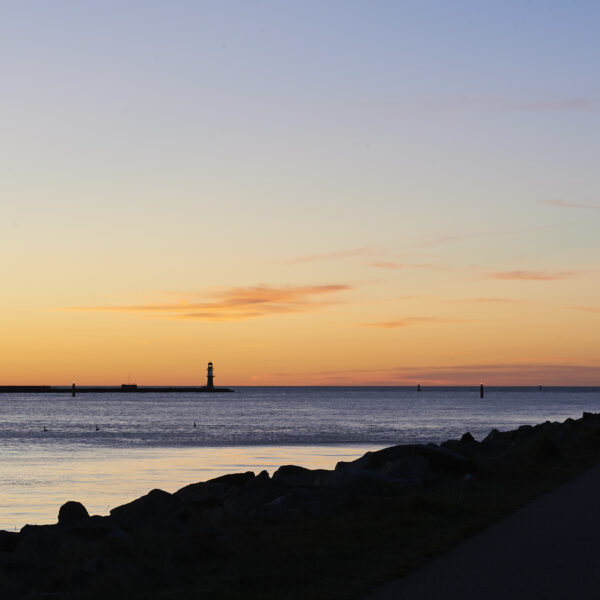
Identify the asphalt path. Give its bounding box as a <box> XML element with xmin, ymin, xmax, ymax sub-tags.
<box><xmin>362</xmin><ymin>464</ymin><xmax>600</xmax><ymax>600</ymax></box>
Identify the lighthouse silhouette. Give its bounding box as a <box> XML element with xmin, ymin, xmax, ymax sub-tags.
<box><xmin>206</xmin><ymin>362</ymin><xmax>215</xmax><ymax>390</ymax></box>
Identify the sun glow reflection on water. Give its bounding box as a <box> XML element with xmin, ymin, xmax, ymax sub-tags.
<box><xmin>0</xmin><ymin>444</ymin><xmax>382</xmax><ymax>530</ymax></box>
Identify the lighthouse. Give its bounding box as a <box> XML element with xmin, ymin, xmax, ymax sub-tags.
<box><xmin>206</xmin><ymin>362</ymin><xmax>215</xmax><ymax>390</ymax></box>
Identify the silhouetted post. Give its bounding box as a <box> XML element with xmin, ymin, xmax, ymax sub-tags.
<box><xmin>207</xmin><ymin>362</ymin><xmax>214</xmax><ymax>390</ymax></box>
<box><xmin>480</xmin><ymin>383</ymin><xmax>484</xmax><ymax>398</ymax></box>
<box><xmin>538</xmin><ymin>384</ymin><xmax>543</xmax><ymax>391</ymax></box>
<box><xmin>72</xmin><ymin>383</ymin><xmax>76</xmax><ymax>397</ymax></box>
<box><xmin>417</xmin><ymin>383</ymin><xmax>421</xmax><ymax>392</ymax></box>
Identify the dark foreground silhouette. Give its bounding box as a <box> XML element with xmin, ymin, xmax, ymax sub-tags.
<box><xmin>3</xmin><ymin>412</ymin><xmax>600</xmax><ymax>599</ymax></box>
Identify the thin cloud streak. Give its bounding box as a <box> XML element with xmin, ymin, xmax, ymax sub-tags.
<box><xmin>462</xmin><ymin>297</ymin><xmax>524</xmax><ymax>304</ymax></box>
<box><xmin>499</xmin><ymin>98</ymin><xmax>599</xmax><ymax>111</ymax></box>
<box><xmin>285</xmin><ymin>246</ymin><xmax>384</xmax><ymax>264</ymax></box>
<box><xmin>67</xmin><ymin>284</ymin><xmax>351</xmax><ymax>322</ymax></box>
<box><xmin>490</xmin><ymin>270</ymin><xmax>575</xmax><ymax>281</ymax></box>
<box><xmin>280</xmin><ymin>362</ymin><xmax>600</xmax><ymax>385</ymax></box>
<box><xmin>567</xmin><ymin>306</ymin><xmax>600</xmax><ymax>313</ymax></box>
<box><xmin>361</xmin><ymin>317</ymin><xmax>466</xmax><ymax>329</ymax></box>
<box><xmin>368</xmin><ymin>261</ymin><xmax>443</xmax><ymax>270</ymax></box>
<box><xmin>411</xmin><ymin>234</ymin><xmax>464</xmax><ymax>249</ymax></box>
<box><xmin>387</xmin><ymin>98</ymin><xmax>600</xmax><ymax>115</ymax></box>
<box><xmin>540</xmin><ymin>199</ymin><xmax>600</xmax><ymax>210</ymax></box>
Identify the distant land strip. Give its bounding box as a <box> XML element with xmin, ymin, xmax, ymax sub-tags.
<box><xmin>0</xmin><ymin>385</ymin><xmax>234</xmax><ymax>393</ymax></box>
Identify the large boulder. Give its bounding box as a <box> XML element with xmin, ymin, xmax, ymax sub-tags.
<box><xmin>63</xmin><ymin>515</ymin><xmax>117</xmax><ymax>541</ymax></box>
<box><xmin>110</xmin><ymin>489</ymin><xmax>188</xmax><ymax>535</ymax></box>
<box><xmin>222</xmin><ymin>476</ymin><xmax>290</xmax><ymax>517</ymax></box>
<box><xmin>460</xmin><ymin>432</ymin><xmax>476</xmax><ymax>443</ymax></box>
<box><xmin>58</xmin><ymin>501</ymin><xmax>89</xmax><ymax>525</ymax></box>
<box><xmin>337</xmin><ymin>443</ymin><xmax>471</xmax><ymax>476</ymax></box>
<box><xmin>272</xmin><ymin>465</ymin><xmax>328</xmax><ymax>487</ymax></box>
<box><xmin>0</xmin><ymin>530</ymin><xmax>21</xmax><ymax>553</ymax></box>
<box><xmin>259</xmin><ymin>488</ymin><xmax>346</xmax><ymax>518</ymax></box>
<box><xmin>378</xmin><ymin>455</ymin><xmax>431</xmax><ymax>481</ymax></box>
<box><xmin>14</xmin><ymin>525</ymin><xmax>66</xmax><ymax>565</ymax></box>
<box><xmin>511</xmin><ymin>432</ymin><xmax>561</xmax><ymax>459</ymax></box>
<box><xmin>56</xmin><ymin>536</ymin><xmax>99</xmax><ymax>569</ymax></box>
<box><xmin>441</xmin><ymin>432</ymin><xmax>481</xmax><ymax>459</ymax></box>
<box><xmin>174</xmin><ymin>471</ymin><xmax>256</xmax><ymax>507</ymax></box>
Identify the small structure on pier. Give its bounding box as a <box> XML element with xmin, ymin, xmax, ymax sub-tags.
<box><xmin>207</xmin><ymin>362</ymin><xmax>215</xmax><ymax>390</ymax></box>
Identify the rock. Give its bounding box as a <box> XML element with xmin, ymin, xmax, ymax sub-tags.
<box><xmin>14</xmin><ymin>525</ymin><xmax>65</xmax><ymax>565</ymax></box>
<box><xmin>460</xmin><ymin>432</ymin><xmax>476</xmax><ymax>443</ymax></box>
<box><xmin>174</xmin><ymin>471</ymin><xmax>256</xmax><ymax>506</ymax></box>
<box><xmin>483</xmin><ymin>428</ymin><xmax>503</xmax><ymax>442</ymax></box>
<box><xmin>222</xmin><ymin>476</ymin><xmax>290</xmax><ymax>517</ymax></box>
<box><xmin>379</xmin><ymin>456</ymin><xmax>431</xmax><ymax>481</ymax></box>
<box><xmin>260</xmin><ymin>488</ymin><xmax>345</xmax><ymax>518</ymax></box>
<box><xmin>272</xmin><ymin>465</ymin><xmax>328</xmax><ymax>487</ymax></box>
<box><xmin>337</xmin><ymin>443</ymin><xmax>471</xmax><ymax>476</ymax></box>
<box><xmin>0</xmin><ymin>531</ymin><xmax>21</xmax><ymax>553</ymax></box>
<box><xmin>57</xmin><ymin>537</ymin><xmax>99</xmax><ymax>568</ymax></box>
<box><xmin>58</xmin><ymin>501</ymin><xmax>90</xmax><ymax>525</ymax></box>
<box><xmin>512</xmin><ymin>433</ymin><xmax>560</xmax><ymax>459</ymax></box>
<box><xmin>0</xmin><ymin>549</ymin><xmax>29</xmax><ymax>573</ymax></box>
<box><xmin>110</xmin><ymin>488</ymin><xmax>188</xmax><ymax>535</ymax></box>
<box><xmin>101</xmin><ymin>526</ymin><xmax>136</xmax><ymax>559</ymax></box>
<box><xmin>64</xmin><ymin>515</ymin><xmax>116</xmax><ymax>541</ymax></box>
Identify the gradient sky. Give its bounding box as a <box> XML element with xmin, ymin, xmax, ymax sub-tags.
<box><xmin>1</xmin><ymin>1</ymin><xmax>599</xmax><ymax>385</ymax></box>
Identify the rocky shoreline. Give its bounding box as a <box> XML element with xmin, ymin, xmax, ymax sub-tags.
<box><xmin>2</xmin><ymin>412</ymin><xmax>600</xmax><ymax>598</ymax></box>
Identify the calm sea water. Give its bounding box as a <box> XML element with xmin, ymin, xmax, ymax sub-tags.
<box><xmin>1</xmin><ymin>386</ymin><xmax>599</xmax><ymax>530</ymax></box>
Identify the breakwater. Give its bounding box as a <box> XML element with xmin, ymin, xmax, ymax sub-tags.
<box><xmin>0</xmin><ymin>385</ymin><xmax>234</xmax><ymax>393</ymax></box>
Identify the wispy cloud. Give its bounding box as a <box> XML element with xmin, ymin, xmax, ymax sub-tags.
<box><xmin>67</xmin><ymin>284</ymin><xmax>351</xmax><ymax>322</ymax></box>
<box><xmin>393</xmin><ymin>98</ymin><xmax>600</xmax><ymax>114</ymax></box>
<box><xmin>411</xmin><ymin>234</ymin><xmax>464</xmax><ymax>249</ymax></box>
<box><xmin>489</xmin><ymin>270</ymin><xmax>574</xmax><ymax>281</ymax></box>
<box><xmin>499</xmin><ymin>98</ymin><xmax>599</xmax><ymax>112</ymax></box>
<box><xmin>361</xmin><ymin>317</ymin><xmax>466</xmax><ymax>329</ymax></box>
<box><xmin>368</xmin><ymin>261</ymin><xmax>443</xmax><ymax>270</ymax></box>
<box><xmin>462</xmin><ymin>297</ymin><xmax>523</xmax><ymax>304</ymax></box>
<box><xmin>271</xmin><ymin>362</ymin><xmax>600</xmax><ymax>385</ymax></box>
<box><xmin>567</xmin><ymin>305</ymin><xmax>600</xmax><ymax>313</ymax></box>
<box><xmin>540</xmin><ymin>199</ymin><xmax>600</xmax><ymax>210</ymax></box>
<box><xmin>285</xmin><ymin>246</ymin><xmax>383</xmax><ymax>264</ymax></box>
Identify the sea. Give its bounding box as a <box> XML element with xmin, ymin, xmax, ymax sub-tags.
<box><xmin>1</xmin><ymin>386</ymin><xmax>599</xmax><ymax>531</ymax></box>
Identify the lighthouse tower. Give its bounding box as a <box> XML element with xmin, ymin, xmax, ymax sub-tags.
<box><xmin>206</xmin><ymin>362</ymin><xmax>215</xmax><ymax>390</ymax></box>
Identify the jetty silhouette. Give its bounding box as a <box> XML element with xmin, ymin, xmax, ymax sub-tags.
<box><xmin>0</xmin><ymin>362</ymin><xmax>233</xmax><ymax>394</ymax></box>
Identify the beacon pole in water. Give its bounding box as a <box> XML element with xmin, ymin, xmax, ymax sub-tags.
<box><xmin>480</xmin><ymin>383</ymin><xmax>484</xmax><ymax>398</ymax></box>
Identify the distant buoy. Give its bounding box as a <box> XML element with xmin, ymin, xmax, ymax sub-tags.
<box><xmin>95</xmin><ymin>425</ymin><xmax>99</xmax><ymax>431</ymax></box>
<box><xmin>480</xmin><ymin>383</ymin><xmax>484</xmax><ymax>398</ymax></box>
<box><xmin>538</xmin><ymin>384</ymin><xmax>543</xmax><ymax>391</ymax></box>
<box><xmin>72</xmin><ymin>383</ymin><xmax>76</xmax><ymax>397</ymax></box>
<box><xmin>417</xmin><ymin>384</ymin><xmax>421</xmax><ymax>392</ymax></box>
<box><xmin>193</xmin><ymin>421</ymin><xmax>196</xmax><ymax>427</ymax></box>
<box><xmin>43</xmin><ymin>426</ymin><xmax>47</xmax><ymax>432</ymax></box>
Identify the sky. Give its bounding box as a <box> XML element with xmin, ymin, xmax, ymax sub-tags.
<box><xmin>1</xmin><ymin>0</ymin><xmax>599</xmax><ymax>385</ymax></box>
